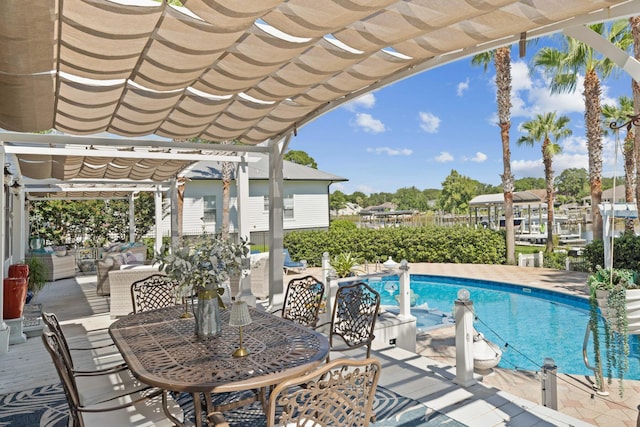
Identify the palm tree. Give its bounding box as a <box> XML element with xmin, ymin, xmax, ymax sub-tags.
<box><xmin>602</xmin><ymin>96</ymin><xmax>635</xmax><ymax>231</ymax></box>
<box><xmin>532</xmin><ymin>20</ymin><xmax>630</xmax><ymax>243</ymax></box>
<box><xmin>632</xmin><ymin>16</ymin><xmax>640</xmax><ymax>222</ymax></box>
<box><xmin>472</xmin><ymin>46</ymin><xmax>515</xmax><ymax>264</ymax></box>
<box><xmin>517</xmin><ymin>112</ymin><xmax>572</xmax><ymax>253</ymax></box>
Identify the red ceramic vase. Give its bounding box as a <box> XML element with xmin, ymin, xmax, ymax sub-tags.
<box><xmin>9</xmin><ymin>264</ymin><xmax>29</xmax><ymax>280</ymax></box>
<box><xmin>3</xmin><ymin>277</ymin><xmax>27</xmax><ymax>319</ymax></box>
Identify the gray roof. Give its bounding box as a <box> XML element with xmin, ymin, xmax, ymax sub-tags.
<box><xmin>182</xmin><ymin>152</ymin><xmax>347</xmax><ymax>182</ymax></box>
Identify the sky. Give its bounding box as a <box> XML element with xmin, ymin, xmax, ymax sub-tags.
<box><xmin>287</xmin><ymin>36</ymin><xmax>635</xmax><ymax>196</ymax></box>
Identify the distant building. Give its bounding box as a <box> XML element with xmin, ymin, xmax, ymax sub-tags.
<box><xmin>166</xmin><ymin>153</ymin><xmax>347</xmax><ymax>242</ymax></box>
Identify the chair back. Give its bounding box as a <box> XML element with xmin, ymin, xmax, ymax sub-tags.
<box><xmin>42</xmin><ymin>311</ymin><xmax>76</xmax><ymax>369</ymax></box>
<box><xmin>41</xmin><ymin>331</ymin><xmax>84</xmax><ymax>426</ymax></box>
<box><xmin>130</xmin><ymin>274</ymin><xmax>179</xmax><ymax>313</ymax></box>
<box><xmin>267</xmin><ymin>357</ymin><xmax>381</xmax><ymax>427</ymax></box>
<box><xmin>330</xmin><ymin>281</ymin><xmax>380</xmax><ymax>358</ymax></box>
<box><xmin>282</xmin><ymin>275</ymin><xmax>324</xmax><ymax>328</ymax></box>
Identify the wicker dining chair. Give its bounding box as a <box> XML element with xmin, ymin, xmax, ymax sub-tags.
<box><xmin>319</xmin><ymin>281</ymin><xmax>381</xmax><ymax>361</ymax></box>
<box><xmin>130</xmin><ymin>274</ymin><xmax>179</xmax><ymax>314</ymax></box>
<box><xmin>42</xmin><ymin>331</ymin><xmax>183</xmax><ymax>427</ymax></box>
<box><xmin>273</xmin><ymin>275</ymin><xmax>325</xmax><ymax>328</ymax></box>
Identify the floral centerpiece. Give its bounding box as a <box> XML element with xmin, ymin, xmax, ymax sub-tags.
<box><xmin>156</xmin><ymin>232</ymin><xmax>248</xmax><ymax>337</ymax></box>
<box><xmin>587</xmin><ymin>266</ymin><xmax>640</xmax><ymax>396</ymax></box>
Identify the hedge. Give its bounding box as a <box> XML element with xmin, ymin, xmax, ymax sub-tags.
<box><xmin>283</xmin><ymin>225</ymin><xmax>506</xmax><ymax>267</ymax></box>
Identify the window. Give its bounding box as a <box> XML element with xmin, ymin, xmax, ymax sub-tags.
<box><xmin>284</xmin><ymin>195</ymin><xmax>294</xmax><ymax>219</ymax></box>
<box><xmin>263</xmin><ymin>195</ymin><xmax>294</xmax><ymax>219</ymax></box>
<box><xmin>203</xmin><ymin>196</ymin><xmax>216</xmax><ymax>223</ymax></box>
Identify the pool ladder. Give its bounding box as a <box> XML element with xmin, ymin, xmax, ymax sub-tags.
<box><xmin>582</xmin><ymin>322</ymin><xmax>609</xmax><ymax>396</ymax></box>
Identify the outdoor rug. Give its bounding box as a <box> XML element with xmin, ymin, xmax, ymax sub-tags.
<box><xmin>0</xmin><ymin>383</ymin><xmax>464</xmax><ymax>426</ymax></box>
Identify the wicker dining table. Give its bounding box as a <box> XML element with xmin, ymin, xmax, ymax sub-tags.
<box><xmin>109</xmin><ymin>304</ymin><xmax>330</xmax><ymax>427</ymax></box>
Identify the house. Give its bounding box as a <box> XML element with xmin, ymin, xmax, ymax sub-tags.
<box><xmin>168</xmin><ymin>153</ymin><xmax>347</xmax><ymax>243</ymax></box>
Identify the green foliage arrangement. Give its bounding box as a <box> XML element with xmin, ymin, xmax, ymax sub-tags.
<box><xmin>284</xmin><ymin>225</ymin><xmax>506</xmax><ymax>267</ymax></box>
<box><xmin>24</xmin><ymin>256</ymin><xmax>48</xmax><ymax>294</ymax></box>
<box><xmin>587</xmin><ymin>266</ymin><xmax>640</xmax><ymax>396</ymax></box>
<box><xmin>330</xmin><ymin>252</ymin><xmax>364</xmax><ymax>278</ymax></box>
<box><xmin>156</xmin><ymin>233</ymin><xmax>249</xmax><ymax>297</ymax></box>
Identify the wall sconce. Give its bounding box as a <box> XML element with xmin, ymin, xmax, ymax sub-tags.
<box><xmin>3</xmin><ymin>164</ymin><xmax>12</xmax><ymax>186</ymax></box>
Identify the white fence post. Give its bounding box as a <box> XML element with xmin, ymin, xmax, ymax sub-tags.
<box><xmin>541</xmin><ymin>357</ymin><xmax>558</xmax><ymax>410</ymax></box>
<box><xmin>454</xmin><ymin>289</ymin><xmax>476</xmax><ymax>387</ymax></box>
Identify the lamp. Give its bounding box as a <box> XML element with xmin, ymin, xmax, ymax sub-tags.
<box><xmin>229</xmin><ymin>301</ymin><xmax>252</xmax><ymax>357</ymax></box>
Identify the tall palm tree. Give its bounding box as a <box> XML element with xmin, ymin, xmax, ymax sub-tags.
<box><xmin>532</xmin><ymin>20</ymin><xmax>629</xmax><ymax>243</ymax></box>
<box><xmin>602</xmin><ymin>96</ymin><xmax>635</xmax><ymax>231</ymax></box>
<box><xmin>632</xmin><ymin>16</ymin><xmax>640</xmax><ymax>221</ymax></box>
<box><xmin>472</xmin><ymin>46</ymin><xmax>515</xmax><ymax>264</ymax></box>
<box><xmin>517</xmin><ymin>112</ymin><xmax>572</xmax><ymax>253</ymax></box>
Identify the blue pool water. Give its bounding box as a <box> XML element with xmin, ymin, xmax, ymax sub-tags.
<box><xmin>368</xmin><ymin>274</ymin><xmax>640</xmax><ymax>379</ymax></box>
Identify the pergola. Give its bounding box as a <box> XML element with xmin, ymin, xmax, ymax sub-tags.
<box><xmin>0</xmin><ymin>0</ymin><xmax>639</xmax><ymax>353</ymax></box>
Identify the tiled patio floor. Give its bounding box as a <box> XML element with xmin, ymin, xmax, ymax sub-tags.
<box><xmin>2</xmin><ymin>263</ymin><xmax>635</xmax><ymax>426</ymax></box>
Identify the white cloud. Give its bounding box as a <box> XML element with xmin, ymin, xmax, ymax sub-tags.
<box><xmin>366</xmin><ymin>147</ymin><xmax>413</xmax><ymax>156</ymax></box>
<box><xmin>435</xmin><ymin>152</ymin><xmax>454</xmax><ymax>162</ymax></box>
<box><xmin>469</xmin><ymin>152</ymin><xmax>488</xmax><ymax>162</ymax></box>
<box><xmin>353</xmin><ymin>113</ymin><xmax>386</xmax><ymax>133</ymax></box>
<box><xmin>418</xmin><ymin>111</ymin><xmax>440</xmax><ymax>133</ymax></box>
<box><xmin>356</xmin><ymin>184</ymin><xmax>374</xmax><ymax>195</ymax></box>
<box><xmin>344</xmin><ymin>93</ymin><xmax>376</xmax><ymax>111</ymax></box>
<box><xmin>331</xmin><ymin>182</ymin><xmax>346</xmax><ymax>192</ymax></box>
<box><xmin>457</xmin><ymin>78</ymin><xmax>469</xmax><ymax>96</ymax></box>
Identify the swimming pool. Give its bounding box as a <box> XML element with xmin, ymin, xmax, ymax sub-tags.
<box><xmin>368</xmin><ymin>274</ymin><xmax>640</xmax><ymax>379</ymax></box>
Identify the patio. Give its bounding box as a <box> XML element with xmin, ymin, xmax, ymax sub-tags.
<box><xmin>0</xmin><ymin>264</ymin><xmax>621</xmax><ymax>427</ymax></box>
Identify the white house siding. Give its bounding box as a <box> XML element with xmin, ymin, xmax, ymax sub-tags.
<box><xmin>161</xmin><ymin>179</ymin><xmax>332</xmax><ymax>236</ymax></box>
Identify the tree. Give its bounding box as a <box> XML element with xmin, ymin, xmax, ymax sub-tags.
<box><xmin>329</xmin><ymin>190</ymin><xmax>347</xmax><ymax>212</ymax></box>
<box><xmin>533</xmin><ymin>19</ymin><xmax>630</xmax><ymax>243</ymax></box>
<box><xmin>348</xmin><ymin>191</ymin><xmax>367</xmax><ymax>207</ymax></box>
<box><xmin>472</xmin><ymin>46</ymin><xmax>515</xmax><ymax>264</ymax></box>
<box><xmin>517</xmin><ymin>112</ymin><xmax>572</xmax><ymax>253</ymax></box>
<box><xmin>514</xmin><ymin>177</ymin><xmax>546</xmax><ymax>191</ymax></box>
<box><xmin>284</xmin><ymin>150</ymin><xmax>317</xmax><ymax>169</ymax></box>
<box><xmin>438</xmin><ymin>170</ymin><xmax>477</xmax><ymax>214</ymax></box>
<box><xmin>555</xmin><ymin>168</ymin><xmax>589</xmax><ymax>200</ymax></box>
<box><xmin>394</xmin><ymin>186</ymin><xmax>429</xmax><ymax>211</ymax></box>
<box><xmin>602</xmin><ymin>96</ymin><xmax>635</xmax><ymax>231</ymax></box>
<box><xmin>220</xmin><ymin>141</ymin><xmax>233</xmax><ymax>239</ymax></box>
<box><xmin>632</xmin><ymin>16</ymin><xmax>640</xmax><ymax>225</ymax></box>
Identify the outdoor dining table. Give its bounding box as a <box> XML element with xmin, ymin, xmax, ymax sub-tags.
<box><xmin>109</xmin><ymin>304</ymin><xmax>330</xmax><ymax>427</ymax></box>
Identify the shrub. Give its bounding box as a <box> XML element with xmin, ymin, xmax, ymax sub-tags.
<box><xmin>284</xmin><ymin>225</ymin><xmax>506</xmax><ymax>267</ymax></box>
<box><xmin>583</xmin><ymin>233</ymin><xmax>640</xmax><ymax>272</ymax></box>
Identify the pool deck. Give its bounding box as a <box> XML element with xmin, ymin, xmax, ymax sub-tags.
<box><xmin>2</xmin><ymin>263</ymin><xmax>639</xmax><ymax>426</ymax></box>
<box><xmin>406</xmin><ymin>263</ymin><xmax>640</xmax><ymax>427</ymax></box>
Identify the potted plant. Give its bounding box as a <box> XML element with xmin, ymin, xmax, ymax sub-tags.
<box><xmin>156</xmin><ymin>232</ymin><xmax>248</xmax><ymax>337</ymax></box>
<box><xmin>587</xmin><ymin>266</ymin><xmax>640</xmax><ymax>396</ymax></box>
<box><xmin>24</xmin><ymin>257</ymin><xmax>48</xmax><ymax>301</ymax></box>
<box><xmin>330</xmin><ymin>252</ymin><xmax>364</xmax><ymax>278</ymax></box>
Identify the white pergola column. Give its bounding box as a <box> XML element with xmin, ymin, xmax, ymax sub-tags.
<box><xmin>154</xmin><ymin>185</ymin><xmax>163</xmax><ymax>256</ymax></box>
<box><xmin>128</xmin><ymin>193</ymin><xmax>135</xmax><ymax>243</ymax></box>
<box><xmin>267</xmin><ymin>135</ymin><xmax>290</xmax><ymax>308</ymax></box>
<box><xmin>11</xmin><ymin>186</ymin><xmax>25</xmax><ymax>262</ymax></box>
<box><xmin>236</xmin><ymin>154</ymin><xmax>255</xmax><ymax>306</ymax></box>
<box><xmin>0</xmin><ymin>145</ymin><xmax>9</xmax><ymax>354</ymax></box>
<box><xmin>170</xmin><ymin>178</ymin><xmax>179</xmax><ymax>249</ymax></box>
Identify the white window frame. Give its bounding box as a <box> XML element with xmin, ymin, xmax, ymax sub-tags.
<box><xmin>202</xmin><ymin>195</ymin><xmax>216</xmax><ymax>224</ymax></box>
